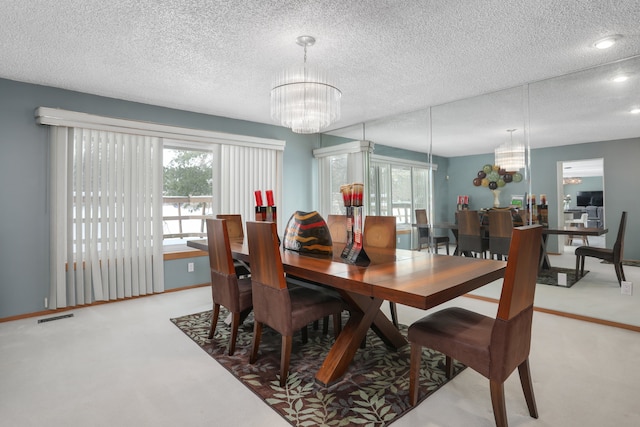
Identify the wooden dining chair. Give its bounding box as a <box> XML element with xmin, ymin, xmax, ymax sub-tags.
<box><xmin>575</xmin><ymin>211</ymin><xmax>627</xmax><ymax>286</ymax></box>
<box><xmin>205</xmin><ymin>219</ymin><xmax>253</xmax><ymax>356</ymax></box>
<box><xmin>488</xmin><ymin>209</ymin><xmax>513</xmax><ymax>260</ymax></box>
<box><xmin>457</xmin><ymin>210</ymin><xmax>489</xmax><ymax>258</ymax></box>
<box><xmin>363</xmin><ymin>215</ymin><xmax>400</xmax><ymax>327</ymax></box>
<box><xmin>216</xmin><ymin>214</ymin><xmax>250</xmax><ymax>277</ymax></box>
<box><xmin>327</xmin><ymin>214</ymin><xmax>348</xmax><ymax>244</ymax></box>
<box><xmin>408</xmin><ymin>225</ymin><xmax>543</xmax><ymax>427</ymax></box>
<box><xmin>415</xmin><ymin>209</ymin><xmax>450</xmax><ymax>254</ymax></box>
<box><xmin>246</xmin><ymin>221</ymin><xmax>345</xmax><ymax>386</ymax></box>
<box><xmin>566</xmin><ymin>213</ymin><xmax>589</xmax><ymax>246</ymax></box>
<box><xmin>216</xmin><ymin>214</ymin><xmax>244</xmax><ymax>239</ymax></box>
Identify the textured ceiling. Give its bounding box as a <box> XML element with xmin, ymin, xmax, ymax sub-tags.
<box><xmin>1</xmin><ymin>1</ymin><xmax>639</xmax><ymax>158</ymax></box>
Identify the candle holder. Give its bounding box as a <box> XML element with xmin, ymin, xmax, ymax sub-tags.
<box><xmin>340</xmin><ymin>183</ymin><xmax>369</xmax><ymax>264</ymax></box>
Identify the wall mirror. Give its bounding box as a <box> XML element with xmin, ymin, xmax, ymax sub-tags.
<box><xmin>327</xmin><ymin>55</ymin><xmax>640</xmax><ymax>328</ymax></box>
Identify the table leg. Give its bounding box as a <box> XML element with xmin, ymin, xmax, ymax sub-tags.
<box><xmin>539</xmin><ymin>233</ymin><xmax>551</xmax><ymax>271</ymax></box>
<box><xmin>315</xmin><ymin>292</ymin><xmax>407</xmax><ymax>386</ymax></box>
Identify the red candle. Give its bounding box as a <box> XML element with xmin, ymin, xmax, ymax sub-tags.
<box><xmin>266</xmin><ymin>190</ymin><xmax>274</xmax><ymax>206</ymax></box>
<box><xmin>254</xmin><ymin>190</ymin><xmax>263</xmax><ymax>206</ymax></box>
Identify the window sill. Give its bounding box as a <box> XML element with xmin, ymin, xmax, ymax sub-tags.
<box><xmin>163</xmin><ymin>244</ymin><xmax>207</xmax><ymax>260</ymax></box>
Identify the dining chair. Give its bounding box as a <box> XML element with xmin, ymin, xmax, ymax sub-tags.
<box><xmin>488</xmin><ymin>209</ymin><xmax>513</xmax><ymax>260</ymax></box>
<box><xmin>457</xmin><ymin>210</ymin><xmax>489</xmax><ymax>258</ymax></box>
<box><xmin>575</xmin><ymin>211</ymin><xmax>627</xmax><ymax>286</ymax></box>
<box><xmin>216</xmin><ymin>214</ymin><xmax>250</xmax><ymax>277</ymax></box>
<box><xmin>408</xmin><ymin>225</ymin><xmax>543</xmax><ymax>427</ymax></box>
<box><xmin>327</xmin><ymin>214</ymin><xmax>348</xmax><ymax>244</ymax></box>
<box><xmin>246</xmin><ymin>221</ymin><xmax>345</xmax><ymax>387</ymax></box>
<box><xmin>566</xmin><ymin>213</ymin><xmax>589</xmax><ymax>246</ymax></box>
<box><xmin>363</xmin><ymin>215</ymin><xmax>400</xmax><ymax>327</ymax></box>
<box><xmin>216</xmin><ymin>214</ymin><xmax>244</xmax><ymax>238</ymax></box>
<box><xmin>205</xmin><ymin>219</ymin><xmax>253</xmax><ymax>356</ymax></box>
<box><xmin>415</xmin><ymin>209</ymin><xmax>450</xmax><ymax>254</ymax></box>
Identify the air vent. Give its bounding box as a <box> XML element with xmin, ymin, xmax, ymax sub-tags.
<box><xmin>37</xmin><ymin>313</ymin><xmax>74</xmax><ymax>324</ymax></box>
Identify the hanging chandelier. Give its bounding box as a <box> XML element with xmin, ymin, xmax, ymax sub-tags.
<box><xmin>494</xmin><ymin>129</ymin><xmax>525</xmax><ymax>171</ymax></box>
<box><xmin>271</xmin><ymin>35</ymin><xmax>341</xmax><ymax>134</ymax></box>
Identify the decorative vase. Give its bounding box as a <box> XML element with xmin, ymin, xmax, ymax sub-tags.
<box><xmin>491</xmin><ymin>189</ymin><xmax>501</xmax><ymax>208</ymax></box>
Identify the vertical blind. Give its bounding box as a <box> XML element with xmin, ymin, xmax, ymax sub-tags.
<box><xmin>50</xmin><ymin>127</ymin><xmax>164</xmax><ymax>308</ymax></box>
<box><xmin>216</xmin><ymin>144</ymin><xmax>283</xmax><ymax>225</ymax></box>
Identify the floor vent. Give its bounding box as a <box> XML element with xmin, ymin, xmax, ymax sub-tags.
<box><xmin>37</xmin><ymin>313</ymin><xmax>74</xmax><ymax>324</ymax></box>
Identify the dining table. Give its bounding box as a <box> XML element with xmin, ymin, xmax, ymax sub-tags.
<box><xmin>187</xmin><ymin>237</ymin><xmax>506</xmax><ymax>386</ymax></box>
<box><xmin>432</xmin><ymin>221</ymin><xmax>608</xmax><ymax>271</ymax></box>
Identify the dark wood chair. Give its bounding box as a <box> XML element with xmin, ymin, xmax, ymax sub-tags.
<box><xmin>327</xmin><ymin>214</ymin><xmax>348</xmax><ymax>244</ymax></box>
<box><xmin>575</xmin><ymin>211</ymin><xmax>627</xmax><ymax>286</ymax></box>
<box><xmin>205</xmin><ymin>218</ymin><xmax>253</xmax><ymax>356</ymax></box>
<box><xmin>246</xmin><ymin>221</ymin><xmax>344</xmax><ymax>386</ymax></box>
<box><xmin>364</xmin><ymin>215</ymin><xmax>400</xmax><ymax>327</ymax></box>
<box><xmin>415</xmin><ymin>208</ymin><xmax>449</xmax><ymax>254</ymax></box>
<box><xmin>408</xmin><ymin>225</ymin><xmax>543</xmax><ymax>427</ymax></box>
<box><xmin>216</xmin><ymin>214</ymin><xmax>250</xmax><ymax>277</ymax></box>
<box><xmin>216</xmin><ymin>214</ymin><xmax>244</xmax><ymax>239</ymax></box>
<box><xmin>489</xmin><ymin>209</ymin><xmax>513</xmax><ymax>260</ymax></box>
<box><xmin>457</xmin><ymin>210</ymin><xmax>489</xmax><ymax>258</ymax></box>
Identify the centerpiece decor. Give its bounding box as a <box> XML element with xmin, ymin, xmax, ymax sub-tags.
<box><xmin>339</xmin><ymin>183</ymin><xmax>369</xmax><ymax>264</ymax></box>
<box><xmin>472</xmin><ymin>164</ymin><xmax>522</xmax><ymax>207</ymax></box>
<box><xmin>254</xmin><ymin>189</ymin><xmax>277</xmax><ymax>221</ymax></box>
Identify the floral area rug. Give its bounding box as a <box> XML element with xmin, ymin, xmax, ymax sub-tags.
<box><xmin>170</xmin><ymin>309</ymin><xmax>465</xmax><ymax>426</ymax></box>
<box><xmin>537</xmin><ymin>267</ymin><xmax>587</xmax><ymax>288</ymax></box>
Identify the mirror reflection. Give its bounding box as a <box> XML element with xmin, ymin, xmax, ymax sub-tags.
<box><xmin>327</xmin><ymin>55</ymin><xmax>640</xmax><ymax>327</ymax></box>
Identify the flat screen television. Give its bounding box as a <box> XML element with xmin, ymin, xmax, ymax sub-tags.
<box><xmin>576</xmin><ymin>190</ymin><xmax>603</xmax><ymax>207</ymax></box>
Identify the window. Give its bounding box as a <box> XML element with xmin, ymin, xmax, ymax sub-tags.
<box><xmin>38</xmin><ymin>107</ymin><xmax>284</xmax><ymax>309</ymax></box>
<box><xmin>369</xmin><ymin>156</ymin><xmax>435</xmax><ymax>228</ymax></box>
<box><xmin>162</xmin><ymin>147</ymin><xmax>214</xmax><ymax>246</ymax></box>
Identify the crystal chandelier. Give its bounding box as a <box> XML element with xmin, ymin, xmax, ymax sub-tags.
<box><xmin>271</xmin><ymin>36</ymin><xmax>341</xmax><ymax>134</ymax></box>
<box><xmin>494</xmin><ymin>129</ymin><xmax>525</xmax><ymax>171</ymax></box>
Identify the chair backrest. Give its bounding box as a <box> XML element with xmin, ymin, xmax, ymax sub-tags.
<box><xmin>246</xmin><ymin>221</ymin><xmax>287</xmax><ymax>290</ymax></box>
<box><xmin>216</xmin><ymin>214</ymin><xmax>244</xmax><ymax>239</ymax></box>
<box><xmin>246</xmin><ymin>221</ymin><xmax>291</xmax><ymax>330</ymax></box>
<box><xmin>458</xmin><ymin>210</ymin><xmax>482</xmax><ymax>237</ymax></box>
<box><xmin>415</xmin><ymin>209</ymin><xmax>428</xmax><ymax>225</ymax></box>
<box><xmin>363</xmin><ymin>216</ymin><xmax>397</xmax><ymax>249</ymax></box>
<box><xmin>327</xmin><ymin>214</ymin><xmax>347</xmax><ymax>244</ymax></box>
<box><xmin>496</xmin><ymin>225</ymin><xmax>543</xmax><ymax>321</ymax></box>
<box><xmin>206</xmin><ymin>219</ymin><xmax>236</xmax><ymax>276</ymax></box>
<box><xmin>488</xmin><ymin>210</ymin><xmax>513</xmax><ymax>238</ymax></box>
<box><xmin>206</xmin><ymin>219</ymin><xmax>241</xmax><ymax>310</ymax></box>
<box><xmin>613</xmin><ymin>211</ymin><xmax>627</xmax><ymax>262</ymax></box>
<box><xmin>488</xmin><ymin>210</ymin><xmax>513</xmax><ymax>256</ymax></box>
<box><xmin>580</xmin><ymin>212</ymin><xmax>588</xmax><ymax>226</ymax></box>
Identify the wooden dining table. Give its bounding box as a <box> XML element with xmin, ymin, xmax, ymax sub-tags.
<box><xmin>187</xmin><ymin>238</ymin><xmax>506</xmax><ymax>386</ymax></box>
<box><xmin>433</xmin><ymin>221</ymin><xmax>608</xmax><ymax>271</ymax></box>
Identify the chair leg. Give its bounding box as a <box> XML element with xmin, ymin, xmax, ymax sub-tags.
<box><xmin>389</xmin><ymin>302</ymin><xmax>399</xmax><ymax>328</ymax></box>
<box><xmin>208</xmin><ymin>303</ymin><xmax>221</xmax><ymax>339</ymax></box>
<box><xmin>301</xmin><ymin>325</ymin><xmax>308</xmax><ymax>344</ymax></box>
<box><xmin>313</xmin><ymin>320</ymin><xmax>320</xmax><ymax>330</ymax></box>
<box><xmin>409</xmin><ymin>343</ymin><xmax>422</xmax><ymax>406</ymax></box>
<box><xmin>518</xmin><ymin>359</ymin><xmax>539</xmax><ymax>419</ymax></box>
<box><xmin>323</xmin><ymin>316</ymin><xmax>330</xmax><ymax>335</ymax></box>
<box><xmin>280</xmin><ymin>335</ymin><xmax>293</xmax><ymax>387</ymax></box>
<box><xmin>249</xmin><ymin>321</ymin><xmax>262</xmax><ymax>364</ymax></box>
<box><xmin>575</xmin><ymin>256</ymin><xmax>580</xmax><ymax>279</ymax></box>
<box><xmin>445</xmin><ymin>243</ymin><xmax>450</xmax><ymax>255</ymax></box>
<box><xmin>228</xmin><ymin>311</ymin><xmax>241</xmax><ymax>356</ymax></box>
<box><xmin>615</xmin><ymin>262</ymin><xmax>626</xmax><ymax>286</ymax></box>
<box><xmin>445</xmin><ymin>355</ymin><xmax>454</xmax><ymax>379</ymax></box>
<box><xmin>490</xmin><ymin>380</ymin><xmax>508</xmax><ymax>427</ymax></box>
<box><xmin>580</xmin><ymin>256</ymin><xmax>585</xmax><ymax>277</ymax></box>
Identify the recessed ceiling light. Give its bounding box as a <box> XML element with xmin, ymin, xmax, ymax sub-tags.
<box><xmin>594</xmin><ymin>35</ymin><xmax>622</xmax><ymax>49</ymax></box>
<box><xmin>612</xmin><ymin>74</ymin><xmax>629</xmax><ymax>83</ymax></box>
<box><xmin>630</xmin><ymin>108</ymin><xmax>640</xmax><ymax>114</ymax></box>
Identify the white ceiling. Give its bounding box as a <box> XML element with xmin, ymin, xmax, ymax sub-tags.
<box><xmin>1</xmin><ymin>1</ymin><xmax>639</xmax><ymax>162</ymax></box>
